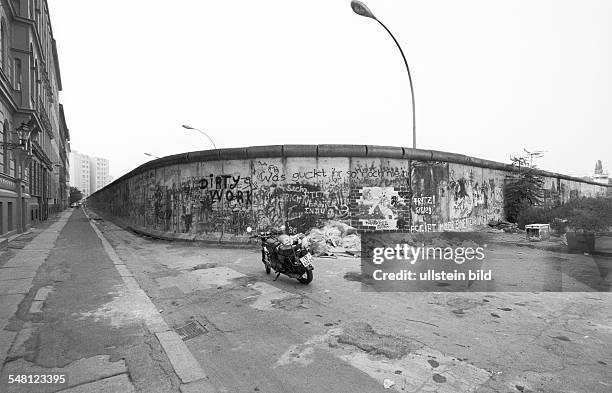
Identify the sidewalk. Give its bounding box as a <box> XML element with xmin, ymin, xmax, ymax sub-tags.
<box><xmin>0</xmin><ymin>208</ymin><xmax>216</xmax><ymax>393</ymax></box>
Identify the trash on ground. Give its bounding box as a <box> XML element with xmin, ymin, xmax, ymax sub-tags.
<box><xmin>383</xmin><ymin>379</ymin><xmax>395</xmax><ymax>389</ymax></box>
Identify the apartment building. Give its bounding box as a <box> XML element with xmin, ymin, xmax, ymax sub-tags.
<box><xmin>69</xmin><ymin>151</ymin><xmax>111</xmax><ymax>197</ymax></box>
<box><xmin>0</xmin><ymin>0</ymin><xmax>70</xmax><ymax>236</ymax></box>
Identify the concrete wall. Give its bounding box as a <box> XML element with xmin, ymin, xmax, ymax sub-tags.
<box><xmin>87</xmin><ymin>145</ymin><xmax>612</xmax><ymax>242</ymax></box>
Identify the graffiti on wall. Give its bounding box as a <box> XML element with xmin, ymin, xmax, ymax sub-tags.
<box><xmin>406</xmin><ymin>163</ymin><xmax>505</xmax><ymax>232</ymax></box>
<box><xmin>413</xmin><ymin>195</ymin><xmax>436</xmax><ymax>215</ymax></box>
<box><xmin>177</xmin><ymin>173</ymin><xmax>255</xmax><ymax>234</ymax></box>
<box><xmin>283</xmin><ymin>182</ymin><xmax>349</xmax><ymax>234</ymax></box>
<box><xmin>180</xmin><ymin>174</ymin><xmax>253</xmax><ymax>209</ymax></box>
<box><xmin>356</xmin><ymin>187</ymin><xmax>401</xmax><ymax>230</ymax></box>
<box><xmin>410</xmin><ymin>162</ymin><xmax>447</xmax><ymax>226</ymax></box>
<box><xmin>89</xmin><ymin>154</ymin><xmax>609</xmax><ymax>241</ymax></box>
<box><xmin>349</xmin><ymin>162</ymin><xmax>410</xmax><ymax>187</ymax></box>
<box><xmin>542</xmin><ymin>179</ymin><xmax>559</xmax><ymax>207</ymax></box>
<box><xmin>251</xmin><ymin>160</ymin><xmax>353</xmax><ymax>234</ymax></box>
<box><xmin>447</xmin><ymin>168</ymin><xmax>503</xmax><ymax>224</ymax></box>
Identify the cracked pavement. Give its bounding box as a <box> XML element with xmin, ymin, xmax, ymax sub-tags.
<box><xmin>1</xmin><ymin>207</ymin><xmax>611</xmax><ymax>392</ymax></box>
<box><xmin>96</xmin><ymin>210</ymin><xmax>611</xmax><ymax>392</ymax></box>
<box><xmin>1</xmin><ymin>209</ymin><xmax>181</xmax><ymax>393</ymax></box>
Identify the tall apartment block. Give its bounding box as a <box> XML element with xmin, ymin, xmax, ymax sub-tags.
<box><xmin>69</xmin><ymin>151</ymin><xmax>111</xmax><ymax>197</ymax></box>
<box><xmin>69</xmin><ymin>150</ymin><xmax>90</xmax><ymax>197</ymax></box>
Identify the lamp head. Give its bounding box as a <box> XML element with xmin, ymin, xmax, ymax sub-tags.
<box><xmin>351</xmin><ymin>0</ymin><xmax>376</xmax><ymax>19</ymax></box>
<box><xmin>182</xmin><ymin>124</ymin><xmax>194</xmax><ymax>130</ymax></box>
<box><xmin>16</xmin><ymin>122</ymin><xmax>31</xmax><ymax>147</ymax></box>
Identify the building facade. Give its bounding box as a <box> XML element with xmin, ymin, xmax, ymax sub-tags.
<box><xmin>69</xmin><ymin>151</ymin><xmax>111</xmax><ymax>198</ymax></box>
<box><xmin>0</xmin><ymin>0</ymin><xmax>69</xmax><ymax>237</ymax></box>
<box><xmin>69</xmin><ymin>150</ymin><xmax>89</xmax><ymax>197</ymax></box>
<box><xmin>592</xmin><ymin>160</ymin><xmax>610</xmax><ymax>185</ymax></box>
<box><xmin>89</xmin><ymin>155</ymin><xmax>109</xmax><ymax>195</ymax></box>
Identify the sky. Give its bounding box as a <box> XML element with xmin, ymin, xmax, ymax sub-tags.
<box><xmin>47</xmin><ymin>0</ymin><xmax>611</xmax><ymax>180</ymax></box>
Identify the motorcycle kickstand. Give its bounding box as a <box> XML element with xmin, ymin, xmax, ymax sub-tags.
<box><xmin>273</xmin><ymin>272</ymin><xmax>281</xmax><ymax>281</ymax></box>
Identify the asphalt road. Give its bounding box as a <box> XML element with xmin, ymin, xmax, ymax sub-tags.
<box><xmin>90</xmin><ymin>212</ymin><xmax>612</xmax><ymax>393</ymax></box>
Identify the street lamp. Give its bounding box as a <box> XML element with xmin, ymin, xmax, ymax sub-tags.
<box><xmin>144</xmin><ymin>152</ymin><xmax>161</xmax><ymax>159</ymax></box>
<box><xmin>181</xmin><ymin>124</ymin><xmax>217</xmax><ymax>150</ymax></box>
<box><xmin>350</xmin><ymin>0</ymin><xmax>417</xmax><ymax>149</ymax></box>
<box><xmin>0</xmin><ymin>122</ymin><xmax>32</xmax><ymax>150</ymax></box>
<box><xmin>0</xmin><ymin>122</ymin><xmax>35</xmax><ymax>233</ymax></box>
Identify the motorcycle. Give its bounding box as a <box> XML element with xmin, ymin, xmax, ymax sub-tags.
<box><xmin>247</xmin><ymin>226</ymin><xmax>314</xmax><ymax>284</ymax></box>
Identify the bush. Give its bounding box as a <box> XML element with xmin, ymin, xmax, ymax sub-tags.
<box><xmin>516</xmin><ymin>205</ymin><xmax>554</xmax><ymax>230</ymax></box>
<box><xmin>515</xmin><ymin>197</ymin><xmax>612</xmax><ymax>232</ymax></box>
<box><xmin>565</xmin><ymin>197</ymin><xmax>612</xmax><ymax>232</ymax></box>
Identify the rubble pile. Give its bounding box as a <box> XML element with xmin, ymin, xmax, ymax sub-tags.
<box><xmin>303</xmin><ymin>221</ymin><xmax>361</xmax><ymax>257</ymax></box>
<box><xmin>488</xmin><ymin>220</ymin><xmax>520</xmax><ymax>233</ymax></box>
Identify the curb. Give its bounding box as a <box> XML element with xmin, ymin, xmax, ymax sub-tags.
<box><xmin>87</xmin><ymin>208</ymin><xmax>258</xmax><ymax>250</ymax></box>
<box><xmin>126</xmin><ymin>225</ymin><xmax>258</xmax><ymax>249</ymax></box>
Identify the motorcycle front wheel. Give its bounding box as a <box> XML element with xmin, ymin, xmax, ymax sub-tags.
<box><xmin>297</xmin><ymin>270</ymin><xmax>313</xmax><ymax>285</ymax></box>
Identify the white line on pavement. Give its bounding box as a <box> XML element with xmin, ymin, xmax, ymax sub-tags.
<box><xmin>83</xmin><ymin>209</ymin><xmax>213</xmax><ymax>389</ymax></box>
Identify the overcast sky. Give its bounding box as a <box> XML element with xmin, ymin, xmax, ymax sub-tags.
<box><xmin>48</xmin><ymin>0</ymin><xmax>611</xmax><ymax>180</ymax></box>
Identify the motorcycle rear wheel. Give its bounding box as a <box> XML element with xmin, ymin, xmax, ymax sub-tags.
<box><xmin>297</xmin><ymin>270</ymin><xmax>313</xmax><ymax>285</ymax></box>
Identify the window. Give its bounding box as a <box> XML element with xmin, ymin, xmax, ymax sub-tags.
<box><xmin>0</xmin><ymin>20</ymin><xmax>5</xmax><ymax>70</ymax></box>
<box><xmin>34</xmin><ymin>59</ymin><xmax>39</xmax><ymax>98</ymax></box>
<box><xmin>0</xmin><ymin>122</ymin><xmax>4</xmax><ymax>174</ymax></box>
<box><xmin>1</xmin><ymin>122</ymin><xmax>8</xmax><ymax>174</ymax></box>
<box><xmin>7</xmin><ymin>202</ymin><xmax>13</xmax><ymax>231</ymax></box>
<box><xmin>29</xmin><ymin>45</ymin><xmax>35</xmax><ymax>101</ymax></box>
<box><xmin>14</xmin><ymin>59</ymin><xmax>22</xmax><ymax>90</ymax></box>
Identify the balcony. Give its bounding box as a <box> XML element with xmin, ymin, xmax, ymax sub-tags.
<box><xmin>0</xmin><ymin>171</ymin><xmax>17</xmax><ymax>191</ymax></box>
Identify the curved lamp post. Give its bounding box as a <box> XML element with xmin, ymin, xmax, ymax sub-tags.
<box><xmin>181</xmin><ymin>124</ymin><xmax>217</xmax><ymax>150</ymax></box>
<box><xmin>351</xmin><ymin>0</ymin><xmax>417</xmax><ymax>149</ymax></box>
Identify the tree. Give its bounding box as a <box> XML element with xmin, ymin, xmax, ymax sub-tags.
<box><xmin>69</xmin><ymin>187</ymin><xmax>83</xmax><ymax>204</ymax></box>
<box><xmin>504</xmin><ymin>150</ymin><xmax>545</xmax><ymax>223</ymax></box>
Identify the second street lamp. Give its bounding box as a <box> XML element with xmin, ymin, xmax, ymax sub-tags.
<box><xmin>351</xmin><ymin>0</ymin><xmax>417</xmax><ymax>149</ymax></box>
<box><xmin>181</xmin><ymin>124</ymin><xmax>217</xmax><ymax>150</ymax></box>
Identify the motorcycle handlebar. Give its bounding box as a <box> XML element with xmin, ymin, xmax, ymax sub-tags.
<box><xmin>248</xmin><ymin>230</ymin><xmax>306</xmax><ymax>239</ymax></box>
<box><xmin>249</xmin><ymin>231</ymin><xmax>277</xmax><ymax>239</ymax></box>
